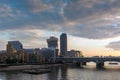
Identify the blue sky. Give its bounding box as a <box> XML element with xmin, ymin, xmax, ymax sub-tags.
<box><xmin>0</xmin><ymin>0</ymin><xmax>120</xmax><ymax>56</ymax></box>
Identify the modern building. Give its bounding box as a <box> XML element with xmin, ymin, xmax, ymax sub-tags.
<box><xmin>47</xmin><ymin>36</ymin><xmax>58</xmax><ymax>49</ymax></box>
<box><xmin>64</xmin><ymin>50</ymin><xmax>83</xmax><ymax>58</ymax></box>
<box><xmin>60</xmin><ymin>33</ymin><xmax>67</xmax><ymax>57</ymax></box>
<box><xmin>41</xmin><ymin>48</ymin><xmax>54</xmax><ymax>62</ymax></box>
<box><xmin>47</xmin><ymin>36</ymin><xmax>59</xmax><ymax>61</ymax></box>
<box><xmin>23</xmin><ymin>48</ymin><xmax>45</xmax><ymax>63</ymax></box>
<box><xmin>0</xmin><ymin>41</ymin><xmax>45</xmax><ymax>64</ymax></box>
<box><xmin>7</xmin><ymin>41</ymin><xmax>23</xmax><ymax>54</ymax></box>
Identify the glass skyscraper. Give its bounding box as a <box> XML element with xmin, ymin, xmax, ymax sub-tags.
<box><xmin>60</xmin><ymin>33</ymin><xmax>67</xmax><ymax>56</ymax></box>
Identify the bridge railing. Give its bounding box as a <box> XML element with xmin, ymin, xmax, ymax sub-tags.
<box><xmin>56</xmin><ymin>57</ymin><xmax>120</xmax><ymax>63</ymax></box>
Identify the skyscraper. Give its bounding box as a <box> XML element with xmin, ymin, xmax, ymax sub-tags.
<box><xmin>47</xmin><ymin>36</ymin><xmax>58</xmax><ymax>49</ymax></box>
<box><xmin>47</xmin><ymin>36</ymin><xmax>58</xmax><ymax>60</ymax></box>
<box><xmin>60</xmin><ymin>33</ymin><xmax>67</xmax><ymax>56</ymax></box>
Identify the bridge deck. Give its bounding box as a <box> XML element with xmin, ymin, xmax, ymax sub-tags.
<box><xmin>56</xmin><ymin>57</ymin><xmax>120</xmax><ymax>63</ymax></box>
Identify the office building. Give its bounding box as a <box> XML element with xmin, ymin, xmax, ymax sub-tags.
<box><xmin>47</xmin><ymin>36</ymin><xmax>58</xmax><ymax>49</ymax></box>
<box><xmin>64</xmin><ymin>50</ymin><xmax>83</xmax><ymax>58</ymax></box>
<box><xmin>7</xmin><ymin>41</ymin><xmax>23</xmax><ymax>54</ymax></box>
<box><xmin>60</xmin><ymin>33</ymin><xmax>67</xmax><ymax>56</ymax></box>
<box><xmin>47</xmin><ymin>36</ymin><xmax>58</xmax><ymax>61</ymax></box>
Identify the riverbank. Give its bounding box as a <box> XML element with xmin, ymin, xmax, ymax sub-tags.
<box><xmin>0</xmin><ymin>64</ymin><xmax>62</xmax><ymax>72</ymax></box>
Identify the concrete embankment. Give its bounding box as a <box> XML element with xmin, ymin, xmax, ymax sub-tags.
<box><xmin>0</xmin><ymin>64</ymin><xmax>62</xmax><ymax>72</ymax></box>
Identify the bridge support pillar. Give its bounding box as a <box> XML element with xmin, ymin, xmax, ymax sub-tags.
<box><xmin>96</xmin><ymin>62</ymin><xmax>104</xmax><ymax>68</ymax></box>
<box><xmin>76</xmin><ymin>62</ymin><xmax>83</xmax><ymax>67</ymax></box>
<box><xmin>82</xmin><ymin>62</ymin><xmax>87</xmax><ymax>66</ymax></box>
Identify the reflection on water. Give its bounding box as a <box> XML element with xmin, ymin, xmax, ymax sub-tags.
<box><xmin>85</xmin><ymin>61</ymin><xmax>120</xmax><ymax>69</ymax></box>
<box><xmin>0</xmin><ymin>64</ymin><xmax>120</xmax><ymax>80</ymax></box>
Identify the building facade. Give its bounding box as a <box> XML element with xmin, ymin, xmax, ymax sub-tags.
<box><xmin>60</xmin><ymin>33</ymin><xmax>67</xmax><ymax>57</ymax></box>
<box><xmin>7</xmin><ymin>41</ymin><xmax>23</xmax><ymax>54</ymax></box>
<box><xmin>47</xmin><ymin>36</ymin><xmax>58</xmax><ymax>49</ymax></box>
<box><xmin>47</xmin><ymin>36</ymin><xmax>59</xmax><ymax>61</ymax></box>
<box><xmin>0</xmin><ymin>41</ymin><xmax>45</xmax><ymax>64</ymax></box>
<box><xmin>64</xmin><ymin>50</ymin><xmax>83</xmax><ymax>58</ymax></box>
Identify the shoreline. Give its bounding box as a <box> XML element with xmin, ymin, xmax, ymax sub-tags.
<box><xmin>0</xmin><ymin>64</ymin><xmax>62</xmax><ymax>72</ymax></box>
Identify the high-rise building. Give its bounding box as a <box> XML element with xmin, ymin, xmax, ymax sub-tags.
<box><xmin>60</xmin><ymin>33</ymin><xmax>67</xmax><ymax>56</ymax></box>
<box><xmin>47</xmin><ymin>36</ymin><xmax>58</xmax><ymax>49</ymax></box>
<box><xmin>47</xmin><ymin>36</ymin><xmax>58</xmax><ymax>60</ymax></box>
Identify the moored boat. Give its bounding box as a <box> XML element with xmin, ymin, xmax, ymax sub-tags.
<box><xmin>22</xmin><ymin>69</ymin><xmax>51</xmax><ymax>74</ymax></box>
<box><xmin>109</xmin><ymin>62</ymin><xmax>118</xmax><ymax>65</ymax></box>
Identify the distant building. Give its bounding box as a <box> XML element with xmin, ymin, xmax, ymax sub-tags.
<box><xmin>64</xmin><ymin>50</ymin><xmax>83</xmax><ymax>58</ymax></box>
<box><xmin>7</xmin><ymin>41</ymin><xmax>23</xmax><ymax>54</ymax></box>
<box><xmin>23</xmin><ymin>49</ymin><xmax>45</xmax><ymax>63</ymax></box>
<box><xmin>0</xmin><ymin>51</ymin><xmax>7</xmax><ymax>63</ymax></box>
<box><xmin>0</xmin><ymin>41</ymin><xmax>45</xmax><ymax>64</ymax></box>
<box><xmin>40</xmin><ymin>48</ymin><xmax>54</xmax><ymax>62</ymax></box>
<box><xmin>47</xmin><ymin>36</ymin><xmax>58</xmax><ymax>49</ymax></box>
<box><xmin>47</xmin><ymin>36</ymin><xmax>59</xmax><ymax>61</ymax></box>
<box><xmin>60</xmin><ymin>33</ymin><xmax>67</xmax><ymax>56</ymax></box>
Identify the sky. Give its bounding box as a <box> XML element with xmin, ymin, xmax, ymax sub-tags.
<box><xmin>0</xmin><ymin>0</ymin><xmax>120</xmax><ymax>57</ymax></box>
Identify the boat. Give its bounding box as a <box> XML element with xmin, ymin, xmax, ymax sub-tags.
<box><xmin>22</xmin><ymin>69</ymin><xmax>51</xmax><ymax>74</ymax></box>
<box><xmin>109</xmin><ymin>62</ymin><xmax>118</xmax><ymax>65</ymax></box>
<box><xmin>0</xmin><ymin>64</ymin><xmax>9</xmax><ymax>67</ymax></box>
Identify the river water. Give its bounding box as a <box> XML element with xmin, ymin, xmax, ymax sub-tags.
<box><xmin>0</xmin><ymin>62</ymin><xmax>120</xmax><ymax>80</ymax></box>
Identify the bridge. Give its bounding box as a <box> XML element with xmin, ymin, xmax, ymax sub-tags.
<box><xmin>56</xmin><ymin>57</ymin><xmax>120</xmax><ymax>68</ymax></box>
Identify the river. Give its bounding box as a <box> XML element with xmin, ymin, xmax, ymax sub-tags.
<box><xmin>0</xmin><ymin>62</ymin><xmax>120</xmax><ymax>80</ymax></box>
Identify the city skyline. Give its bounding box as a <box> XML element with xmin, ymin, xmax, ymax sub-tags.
<box><xmin>0</xmin><ymin>0</ymin><xmax>120</xmax><ymax>57</ymax></box>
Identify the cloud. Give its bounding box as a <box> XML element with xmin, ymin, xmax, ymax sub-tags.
<box><xmin>106</xmin><ymin>41</ymin><xmax>120</xmax><ymax>50</ymax></box>
<box><xmin>0</xmin><ymin>41</ymin><xmax>6</xmax><ymax>50</ymax></box>
<box><xmin>0</xmin><ymin>0</ymin><xmax>120</xmax><ymax>39</ymax></box>
<box><xmin>54</xmin><ymin>0</ymin><xmax>120</xmax><ymax>39</ymax></box>
<box><xmin>0</xmin><ymin>29</ymin><xmax>49</xmax><ymax>49</ymax></box>
<box><xmin>63</xmin><ymin>17</ymin><xmax>120</xmax><ymax>39</ymax></box>
<box><xmin>25</xmin><ymin>0</ymin><xmax>53</xmax><ymax>13</ymax></box>
<box><xmin>64</xmin><ymin>0</ymin><xmax>120</xmax><ymax>20</ymax></box>
<box><xmin>0</xmin><ymin>4</ymin><xmax>15</xmax><ymax>18</ymax></box>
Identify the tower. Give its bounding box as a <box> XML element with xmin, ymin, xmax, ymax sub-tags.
<box><xmin>60</xmin><ymin>33</ymin><xmax>67</xmax><ymax>57</ymax></box>
<box><xmin>47</xmin><ymin>36</ymin><xmax>58</xmax><ymax>61</ymax></box>
<box><xmin>47</xmin><ymin>36</ymin><xmax>58</xmax><ymax>49</ymax></box>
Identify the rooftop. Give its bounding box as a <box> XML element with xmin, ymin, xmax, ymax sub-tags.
<box><xmin>8</xmin><ymin>41</ymin><xmax>23</xmax><ymax>51</ymax></box>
